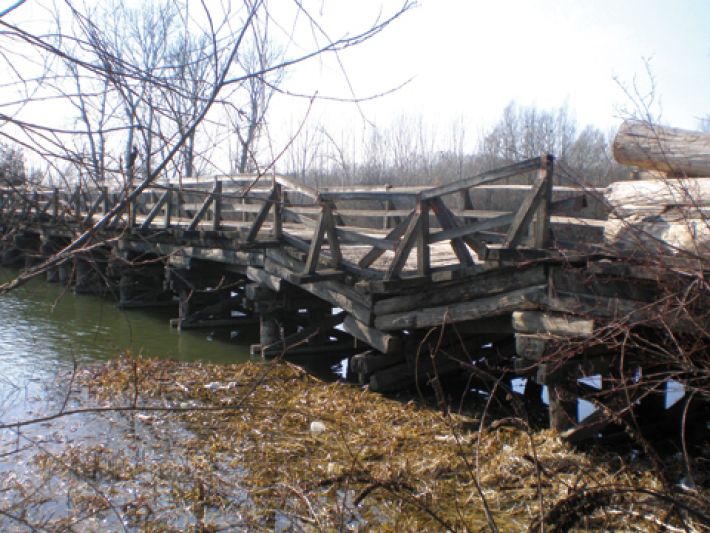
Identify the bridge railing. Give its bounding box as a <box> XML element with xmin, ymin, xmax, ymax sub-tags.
<box><xmin>0</xmin><ymin>156</ymin><xmax>604</xmax><ymax>280</ymax></box>
<box><xmin>292</xmin><ymin>154</ymin><xmax>598</xmax><ymax>280</ymax></box>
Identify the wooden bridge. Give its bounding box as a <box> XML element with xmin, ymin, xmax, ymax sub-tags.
<box><xmin>0</xmin><ymin>154</ymin><xmax>705</xmax><ymax>440</ymax></box>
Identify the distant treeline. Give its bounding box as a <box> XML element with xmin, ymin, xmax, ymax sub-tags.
<box><xmin>284</xmin><ymin>102</ymin><xmax>629</xmax><ymax>194</ymax></box>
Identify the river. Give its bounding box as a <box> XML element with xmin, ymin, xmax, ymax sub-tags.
<box><xmin>0</xmin><ymin>269</ymin><xmax>342</xmax><ymax>530</ymax></box>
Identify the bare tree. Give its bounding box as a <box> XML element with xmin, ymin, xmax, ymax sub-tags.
<box><xmin>231</xmin><ymin>17</ymin><xmax>285</xmax><ymax>174</ymax></box>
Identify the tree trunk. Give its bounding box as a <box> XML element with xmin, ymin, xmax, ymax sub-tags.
<box><xmin>613</xmin><ymin>120</ymin><xmax>710</xmax><ymax>177</ymax></box>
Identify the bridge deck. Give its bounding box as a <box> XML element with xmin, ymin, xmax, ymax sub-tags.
<box><xmin>1</xmin><ymin>155</ymin><xmax>706</xmax><ymax>439</ymax></box>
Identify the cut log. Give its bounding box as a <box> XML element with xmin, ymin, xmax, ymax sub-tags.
<box><xmin>604</xmin><ymin>210</ymin><xmax>710</xmax><ymax>257</ymax></box>
<box><xmin>604</xmin><ymin>178</ymin><xmax>710</xmax><ymax>256</ymax></box>
<box><xmin>605</xmin><ymin>178</ymin><xmax>710</xmax><ymax>218</ymax></box>
<box><xmin>613</xmin><ymin>120</ymin><xmax>710</xmax><ymax>177</ymax></box>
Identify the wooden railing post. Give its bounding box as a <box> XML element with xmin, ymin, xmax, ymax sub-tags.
<box><xmin>29</xmin><ymin>190</ymin><xmax>38</xmax><ymax>220</ymax></box>
<box><xmin>212</xmin><ymin>178</ymin><xmax>222</xmax><ymax>231</ymax></box>
<box><xmin>52</xmin><ymin>188</ymin><xmax>59</xmax><ymax>221</ymax></box>
<box><xmin>459</xmin><ymin>187</ymin><xmax>476</xmax><ymax>224</ymax></box>
<box><xmin>531</xmin><ymin>154</ymin><xmax>554</xmax><ymax>248</ymax></box>
<box><xmin>73</xmin><ymin>185</ymin><xmax>81</xmax><ymax>221</ymax></box>
<box><xmin>416</xmin><ymin>198</ymin><xmax>430</xmax><ymax>276</ymax></box>
<box><xmin>272</xmin><ymin>183</ymin><xmax>282</xmax><ymax>239</ymax></box>
<box><xmin>129</xmin><ymin>186</ymin><xmax>137</xmax><ymax>229</ymax></box>
<box><xmin>304</xmin><ymin>204</ymin><xmax>327</xmax><ymax>274</ymax></box>
<box><xmin>188</xmin><ymin>181</ymin><xmax>218</xmax><ymax>231</ymax></box>
<box><xmin>164</xmin><ymin>190</ymin><xmax>173</xmax><ymax>228</ymax></box>
<box><xmin>323</xmin><ymin>201</ymin><xmax>341</xmax><ymax>268</ymax></box>
<box><xmin>503</xmin><ymin>155</ymin><xmax>554</xmax><ymax>249</ymax></box>
<box><xmin>385</xmin><ymin>211</ymin><xmax>420</xmax><ymax>281</ymax></box>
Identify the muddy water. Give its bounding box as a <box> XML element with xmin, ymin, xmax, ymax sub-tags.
<box><xmin>0</xmin><ymin>270</ymin><xmax>258</xmax><ymax>529</ymax></box>
<box><xmin>0</xmin><ymin>268</ymin><xmax>257</xmax><ymax>419</ymax></box>
<box><xmin>0</xmin><ymin>269</ymin><xmax>353</xmax><ymax>530</ymax></box>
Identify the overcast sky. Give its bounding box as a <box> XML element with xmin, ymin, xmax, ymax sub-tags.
<box><xmin>273</xmin><ymin>0</ymin><xmax>710</xmax><ymax>140</ymax></box>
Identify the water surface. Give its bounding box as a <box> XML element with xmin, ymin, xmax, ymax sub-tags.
<box><xmin>0</xmin><ymin>268</ymin><xmax>253</xmax><ymax>424</ymax></box>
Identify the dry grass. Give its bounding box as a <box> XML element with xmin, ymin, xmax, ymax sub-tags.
<box><xmin>22</xmin><ymin>354</ymin><xmax>698</xmax><ymax>532</ymax></box>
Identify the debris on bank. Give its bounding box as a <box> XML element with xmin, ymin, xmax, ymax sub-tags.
<box><xmin>7</xmin><ymin>355</ymin><xmax>708</xmax><ymax>531</ymax></box>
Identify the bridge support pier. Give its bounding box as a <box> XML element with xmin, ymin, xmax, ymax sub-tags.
<box><xmin>166</xmin><ymin>260</ymin><xmax>256</xmax><ymax>331</ymax></box>
<box><xmin>1</xmin><ymin>231</ymin><xmax>40</xmax><ymax>268</ymax></box>
<box><xmin>75</xmin><ymin>253</ymin><xmax>111</xmax><ymax>295</ymax></box>
<box><xmin>112</xmin><ymin>251</ymin><xmax>174</xmax><ymax>309</ymax></box>
<box><xmin>41</xmin><ymin>235</ymin><xmax>74</xmax><ymax>285</ymax></box>
<box><xmin>259</xmin><ymin>312</ymin><xmax>281</xmax><ymax>348</ymax></box>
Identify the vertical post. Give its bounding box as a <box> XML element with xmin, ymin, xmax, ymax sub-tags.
<box><xmin>29</xmin><ymin>191</ymin><xmax>38</xmax><ymax>219</ymax></box>
<box><xmin>384</xmin><ymin>184</ymin><xmax>393</xmax><ymax>229</ymax></box>
<box><xmin>178</xmin><ymin>191</ymin><xmax>185</xmax><ymax>226</ymax></box>
<box><xmin>531</xmin><ymin>154</ymin><xmax>554</xmax><ymax>248</ymax></box>
<box><xmin>163</xmin><ymin>190</ymin><xmax>173</xmax><ymax>228</ymax></box>
<box><xmin>548</xmin><ymin>382</ymin><xmax>577</xmax><ymax>432</ymax></box>
<box><xmin>212</xmin><ymin>179</ymin><xmax>222</xmax><ymax>231</ymax></box>
<box><xmin>459</xmin><ymin>187</ymin><xmax>475</xmax><ymax>224</ymax></box>
<box><xmin>416</xmin><ymin>198</ymin><xmax>430</xmax><ymax>276</ymax></box>
<box><xmin>323</xmin><ymin>202</ymin><xmax>341</xmax><ymax>268</ymax></box>
<box><xmin>304</xmin><ymin>205</ymin><xmax>327</xmax><ymax>274</ymax></box>
<box><xmin>272</xmin><ymin>183</ymin><xmax>282</xmax><ymax>239</ymax></box>
<box><xmin>52</xmin><ymin>188</ymin><xmax>59</xmax><ymax>221</ymax></box>
<box><xmin>73</xmin><ymin>185</ymin><xmax>81</xmax><ymax>221</ymax></box>
<box><xmin>129</xmin><ymin>186</ymin><xmax>137</xmax><ymax>228</ymax></box>
<box><xmin>259</xmin><ymin>312</ymin><xmax>281</xmax><ymax>355</ymax></box>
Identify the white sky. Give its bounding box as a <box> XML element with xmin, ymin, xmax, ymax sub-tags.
<box><xmin>1</xmin><ymin>0</ymin><xmax>709</xmax><ymax>171</ymax></box>
<box><xmin>271</xmin><ymin>0</ymin><xmax>710</xmax><ymax>142</ymax></box>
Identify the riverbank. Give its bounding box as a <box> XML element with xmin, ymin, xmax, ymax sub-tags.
<box><xmin>2</xmin><ymin>355</ymin><xmax>707</xmax><ymax>531</ymax></box>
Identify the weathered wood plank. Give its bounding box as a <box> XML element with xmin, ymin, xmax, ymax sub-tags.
<box><xmin>512</xmin><ymin>311</ymin><xmax>594</xmax><ymax>337</ymax></box>
<box><xmin>82</xmin><ymin>191</ymin><xmax>105</xmax><ymax>226</ymax></box>
<box><xmin>323</xmin><ymin>203</ymin><xmax>342</xmax><ymax>269</ymax></box>
<box><xmin>416</xmin><ymin>200</ymin><xmax>430</xmax><ymax>275</ymax></box>
<box><xmin>385</xmin><ymin>213</ymin><xmax>420</xmax><ymax>280</ymax></box>
<box><xmin>350</xmin><ymin>351</ymin><xmax>405</xmax><ymax>377</ymax></box>
<box><xmin>429</xmin><ymin>211</ymin><xmax>514</xmax><ymax>244</ymax></box>
<box><xmin>246</xmin><ymin>266</ymin><xmax>282</xmax><ymax>292</ymax></box>
<box><xmin>212</xmin><ymin>179</ymin><xmax>222</xmax><ymax>231</ymax></box>
<box><xmin>375</xmin><ymin>284</ymin><xmax>546</xmax><ymax>331</ymax></box>
<box><xmin>420</xmin><ymin>157</ymin><xmax>541</xmax><ymax>200</ymax></box>
<box><xmin>263</xmin><ymin>252</ymin><xmax>373</xmax><ymax>324</ymax></box>
<box><xmin>342</xmin><ymin>315</ymin><xmax>401</xmax><ymax>355</ymax></box>
<box><xmin>503</xmin><ymin>167</ymin><xmax>549</xmax><ymax>247</ymax></box>
<box><xmin>318</xmin><ymin>191</ymin><xmax>418</xmax><ymax>202</ymax></box>
<box><xmin>551</xmin><ymin>267</ymin><xmax>659</xmax><ymax>303</ymax></box>
<box><xmin>304</xmin><ymin>208</ymin><xmax>327</xmax><ymax>274</ymax></box>
<box><xmin>141</xmin><ymin>190</ymin><xmax>171</xmax><ymax>229</ymax></box>
<box><xmin>358</xmin><ymin>211</ymin><xmax>414</xmax><ymax>268</ymax></box>
<box><xmin>374</xmin><ymin>265</ymin><xmax>545</xmax><ymax>315</ymax></box>
<box><xmin>187</xmin><ymin>183</ymin><xmax>216</xmax><ymax>231</ymax></box>
<box><xmin>531</xmin><ymin>154</ymin><xmax>554</xmax><ymax>248</ymax></box>
<box><xmin>429</xmin><ymin>197</ymin><xmax>476</xmax><ymax>264</ymax></box>
<box><xmin>336</xmin><ymin>227</ymin><xmax>397</xmax><ymax>251</ymax></box>
<box><xmin>515</xmin><ymin>333</ymin><xmax>548</xmax><ymax>360</ymax></box>
<box><xmin>245</xmin><ymin>189</ymin><xmax>276</xmax><ymax>242</ymax></box>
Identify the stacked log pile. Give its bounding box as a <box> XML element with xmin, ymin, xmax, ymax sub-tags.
<box><xmin>605</xmin><ymin>120</ymin><xmax>710</xmax><ymax>256</ymax></box>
